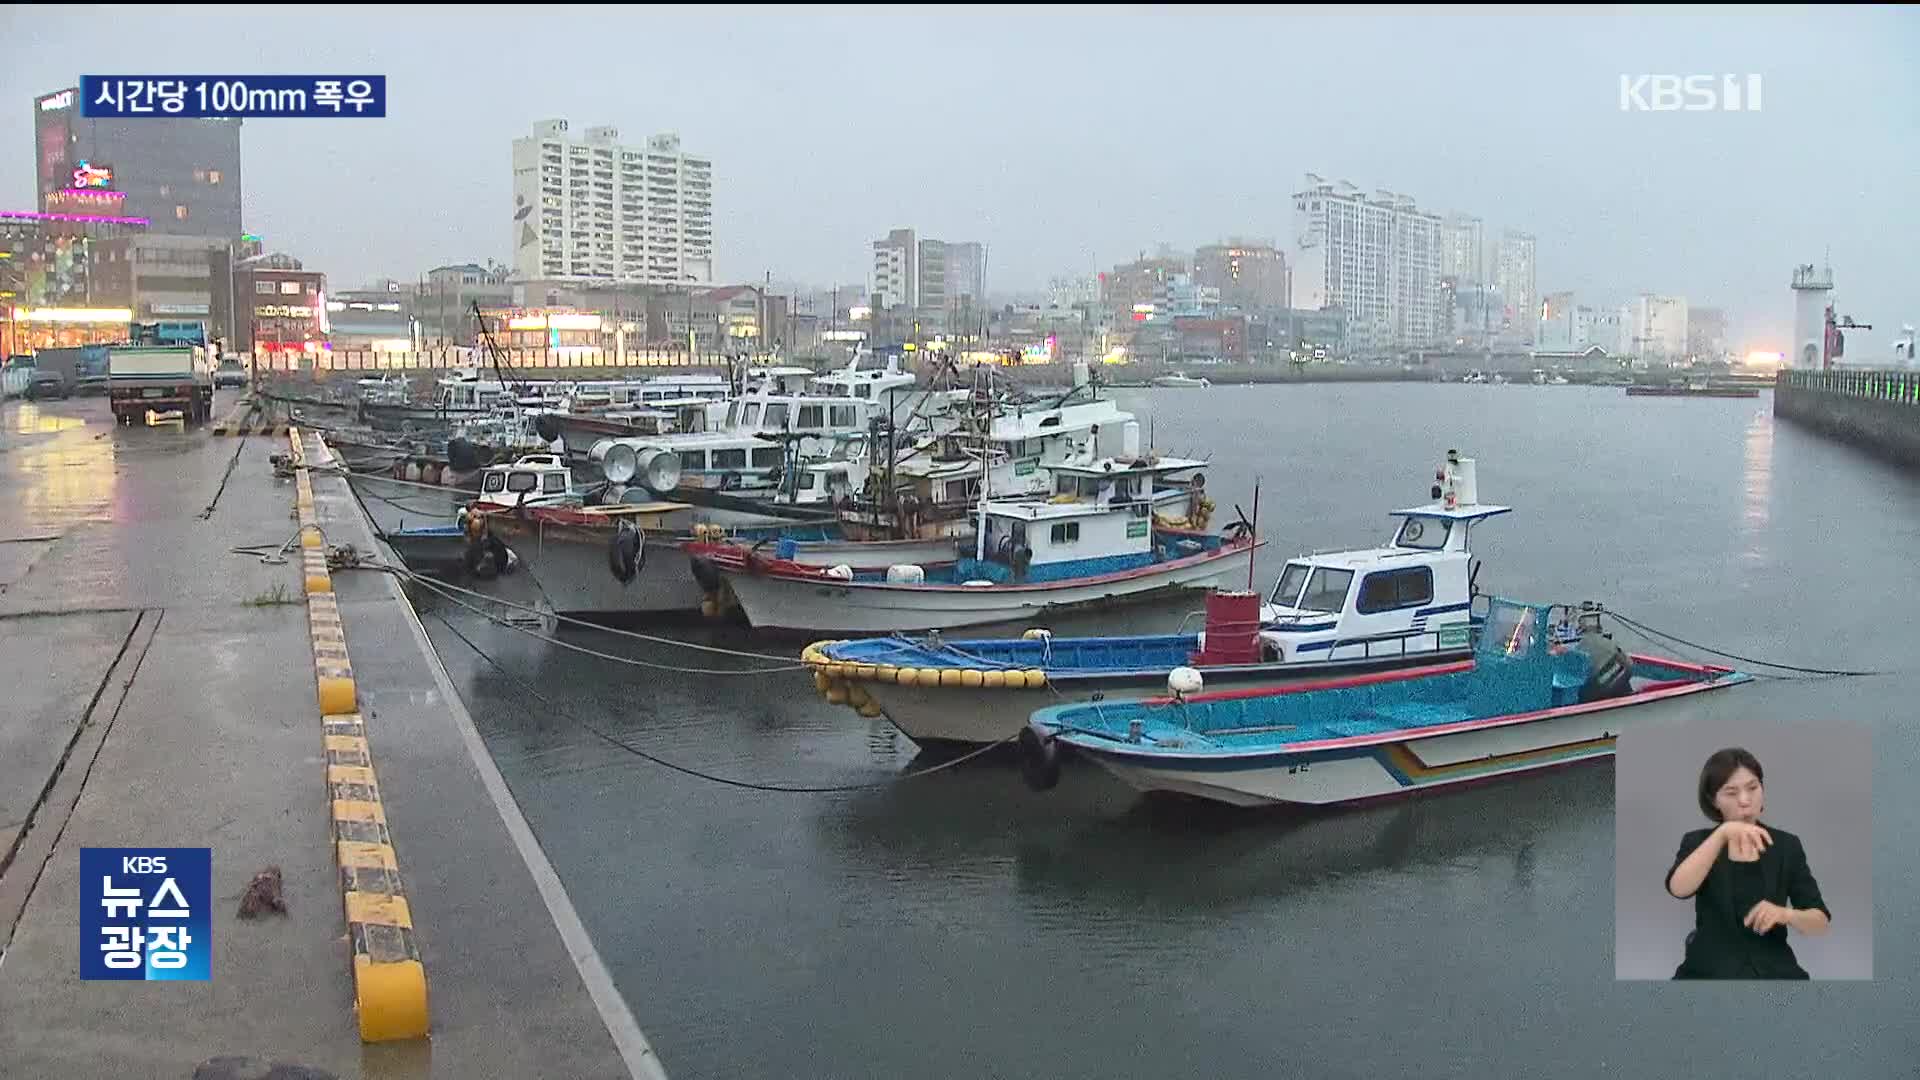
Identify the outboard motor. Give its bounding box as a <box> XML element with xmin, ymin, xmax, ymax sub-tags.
<box><xmin>1573</xmin><ymin>628</ymin><xmax>1634</xmax><ymax>703</ymax></box>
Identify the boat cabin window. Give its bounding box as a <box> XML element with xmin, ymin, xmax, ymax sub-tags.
<box><xmin>751</xmin><ymin>446</ymin><xmax>783</xmax><ymax>469</ymax></box>
<box><xmin>798</xmin><ymin>405</ymin><xmax>824</xmax><ymax>430</ymax></box>
<box><xmin>742</xmin><ymin>403</ymin><xmax>762</xmax><ymax>427</ymax></box>
<box><xmin>830</xmin><ymin>405</ymin><xmax>856</xmax><ymax>427</ymax></box>
<box><xmin>765</xmin><ymin>403</ymin><xmax>790</xmax><ymax>430</ymax></box>
<box><xmin>482</xmin><ymin>471</ymin><xmax>507</xmax><ymax>494</ymax></box>
<box><xmin>1298</xmin><ymin>567</ymin><xmax>1354</xmax><ymax>613</ymax></box>
<box><xmin>1394</xmin><ymin>516</ymin><xmax>1451</xmax><ymax>550</ymax></box>
<box><xmin>1049</xmin><ymin>522</ymin><xmax>1080</xmax><ymax>544</ymax></box>
<box><xmin>854</xmin><ymin>384</ymin><xmax>870</xmax><ymax>399</ymax></box>
<box><xmin>541</xmin><ymin>473</ymin><xmax>568</xmax><ymax>495</ymax></box>
<box><xmin>1271</xmin><ymin>562</ymin><xmax>1310</xmax><ymax>607</ymax></box>
<box><xmin>712</xmin><ymin>448</ymin><xmax>746</xmax><ymax>469</ymax></box>
<box><xmin>1355</xmin><ymin>566</ymin><xmax>1434</xmax><ymax>614</ymax></box>
<box><xmin>506</xmin><ymin>471</ymin><xmax>539</xmax><ymax>494</ymax></box>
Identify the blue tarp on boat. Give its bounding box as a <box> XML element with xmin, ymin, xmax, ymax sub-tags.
<box><xmin>1031</xmin><ymin>600</ymin><xmax>1751</xmax><ymax>753</ymax></box>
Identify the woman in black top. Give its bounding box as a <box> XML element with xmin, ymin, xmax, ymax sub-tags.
<box><xmin>1665</xmin><ymin>747</ymin><xmax>1832</xmax><ymax>979</ymax></box>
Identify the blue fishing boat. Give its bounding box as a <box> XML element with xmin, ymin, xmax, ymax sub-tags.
<box><xmin>1017</xmin><ymin>598</ymin><xmax>1753</xmax><ymax>807</ymax></box>
<box><xmin>805</xmin><ymin>450</ymin><xmax>1502</xmax><ymax>746</ymax></box>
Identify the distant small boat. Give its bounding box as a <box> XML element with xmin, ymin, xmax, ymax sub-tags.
<box><xmin>1149</xmin><ymin>373</ymin><xmax>1212</xmax><ymax>389</ymax></box>
<box><xmin>1625</xmin><ymin>378</ymin><xmax>1759</xmax><ymax>398</ymax></box>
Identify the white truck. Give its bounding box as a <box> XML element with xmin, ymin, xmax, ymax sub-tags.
<box><xmin>108</xmin><ymin>345</ymin><xmax>216</xmax><ymax>425</ymax></box>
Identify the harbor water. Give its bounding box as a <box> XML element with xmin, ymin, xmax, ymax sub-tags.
<box><xmin>415</xmin><ymin>383</ymin><xmax>1920</xmax><ymax>1078</ymax></box>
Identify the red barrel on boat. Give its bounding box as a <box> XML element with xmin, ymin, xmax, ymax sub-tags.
<box><xmin>1192</xmin><ymin>590</ymin><xmax>1262</xmax><ymax>666</ymax></box>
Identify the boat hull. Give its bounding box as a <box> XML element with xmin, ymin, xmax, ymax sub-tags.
<box><xmin>1064</xmin><ymin>677</ymin><xmax>1741</xmax><ymax>807</ymax></box>
<box><xmin>720</xmin><ymin>543</ymin><xmax>1256</xmax><ymax>634</ymax></box>
<box><xmin>867</xmin><ymin>647</ymin><xmax>1473</xmax><ymax>747</ymax></box>
<box><xmin>484</xmin><ymin>513</ymin><xmax>705</xmax><ymax>617</ymax></box>
<box><xmin>782</xmin><ymin>536</ymin><xmax>963</xmax><ymax>569</ymax></box>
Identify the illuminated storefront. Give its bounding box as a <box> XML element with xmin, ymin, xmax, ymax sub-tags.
<box><xmin>483</xmin><ymin>308</ymin><xmax>612</xmax><ymax>354</ymax></box>
<box><xmin>7</xmin><ymin>307</ymin><xmax>135</xmax><ymax>352</ymax></box>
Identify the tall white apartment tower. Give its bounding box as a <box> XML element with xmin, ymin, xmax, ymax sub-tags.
<box><xmin>1495</xmin><ymin>231</ymin><xmax>1537</xmax><ymax>344</ymax></box>
<box><xmin>511</xmin><ymin>119</ymin><xmax>713</xmax><ymax>285</ymax></box>
<box><xmin>1292</xmin><ymin>174</ymin><xmax>1443</xmax><ymax>351</ymax></box>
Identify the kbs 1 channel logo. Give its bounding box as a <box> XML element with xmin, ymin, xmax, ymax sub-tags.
<box><xmin>77</xmin><ymin>76</ymin><xmax>386</xmax><ymax>118</ymax></box>
<box><xmin>80</xmin><ymin>848</ymin><xmax>212</xmax><ymax>981</ymax></box>
<box><xmin>1619</xmin><ymin>74</ymin><xmax>1763</xmax><ymax>113</ymax></box>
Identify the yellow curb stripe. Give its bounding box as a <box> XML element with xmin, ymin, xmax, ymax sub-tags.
<box><xmin>292</xmin><ymin>431</ymin><xmax>428</xmax><ymax>1043</ymax></box>
<box><xmin>332</xmin><ymin>798</ymin><xmax>388</xmax><ymax>825</ymax></box>
<box><xmin>344</xmin><ymin>890</ymin><xmax>414</xmax><ymax>930</ymax></box>
<box><xmin>336</xmin><ymin>840</ymin><xmax>398</xmax><ymax>871</ymax></box>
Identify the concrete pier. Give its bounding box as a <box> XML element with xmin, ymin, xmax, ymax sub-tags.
<box><xmin>0</xmin><ymin>394</ymin><xmax>655</xmax><ymax>1078</ymax></box>
<box><xmin>1773</xmin><ymin>368</ymin><xmax>1920</xmax><ymax>467</ymax></box>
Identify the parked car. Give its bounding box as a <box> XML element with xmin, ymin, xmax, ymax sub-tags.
<box><xmin>23</xmin><ymin>370</ymin><xmax>71</xmax><ymax>400</ymax></box>
<box><xmin>212</xmin><ymin>358</ymin><xmax>249</xmax><ymax>389</ymax></box>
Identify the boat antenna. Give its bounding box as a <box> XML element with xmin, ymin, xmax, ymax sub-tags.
<box><xmin>1247</xmin><ymin>476</ymin><xmax>1261</xmax><ymax>592</ymax></box>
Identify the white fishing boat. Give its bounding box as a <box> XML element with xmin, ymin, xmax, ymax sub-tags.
<box><xmin>690</xmin><ymin>455</ymin><xmax>1258</xmax><ymax>634</ymax></box>
<box><xmin>803</xmin><ymin>449</ymin><xmax>1504</xmax><ymax>746</ymax></box>
<box><xmin>1149</xmin><ymin>372</ymin><xmax>1212</xmax><ymax>388</ymax></box>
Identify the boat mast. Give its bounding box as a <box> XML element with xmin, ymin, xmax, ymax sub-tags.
<box><xmin>975</xmin><ymin>365</ymin><xmax>991</xmax><ymax>561</ymax></box>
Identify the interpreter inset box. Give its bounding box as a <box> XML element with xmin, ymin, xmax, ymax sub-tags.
<box><xmin>1614</xmin><ymin>717</ymin><xmax>1871</xmax><ymax>980</ymax></box>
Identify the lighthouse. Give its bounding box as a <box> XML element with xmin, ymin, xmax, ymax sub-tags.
<box><xmin>1790</xmin><ymin>263</ymin><xmax>1833</xmax><ymax>369</ymax></box>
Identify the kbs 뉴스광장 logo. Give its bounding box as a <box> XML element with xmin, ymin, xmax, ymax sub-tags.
<box><xmin>80</xmin><ymin>848</ymin><xmax>212</xmax><ymax>981</ymax></box>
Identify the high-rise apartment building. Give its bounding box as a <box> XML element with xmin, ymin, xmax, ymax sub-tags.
<box><xmin>510</xmin><ymin>120</ymin><xmax>712</xmax><ymax>286</ymax></box>
<box><xmin>1495</xmin><ymin>231</ymin><xmax>1537</xmax><ymax>344</ymax></box>
<box><xmin>871</xmin><ymin>228</ymin><xmax>916</xmax><ymax>309</ymax></box>
<box><xmin>1439</xmin><ymin>214</ymin><xmax>1484</xmax><ymax>282</ymax></box>
<box><xmin>1291</xmin><ymin>175</ymin><xmax>1442</xmax><ymax>350</ymax></box>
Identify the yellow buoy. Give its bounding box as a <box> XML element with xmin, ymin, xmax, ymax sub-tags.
<box><xmin>939</xmin><ymin>669</ymin><xmax>963</xmax><ymax>688</ymax></box>
<box><xmin>700</xmin><ymin>599</ymin><xmax>719</xmax><ymax>618</ymax></box>
<box><xmin>854</xmin><ymin>664</ymin><xmax>879</xmax><ymax>682</ymax></box>
<box><xmin>857</xmin><ymin>700</ymin><xmax>884</xmax><ymax>718</ymax></box>
<box><xmin>982</xmin><ymin>670</ymin><xmax>1006</xmax><ymax>689</ymax></box>
<box><xmin>1023</xmin><ymin>669</ymin><xmax>1049</xmax><ymax>689</ymax></box>
<box><xmin>875</xmin><ymin>665</ymin><xmax>898</xmax><ymax>682</ymax></box>
<box><xmin>895</xmin><ymin>667</ymin><xmax>920</xmax><ymax>686</ymax></box>
<box><xmin>918</xmin><ymin>668</ymin><xmax>944</xmax><ymax>688</ymax></box>
<box><xmin>960</xmin><ymin>669</ymin><xmax>984</xmax><ymax>689</ymax></box>
<box><xmin>813</xmin><ymin>670</ymin><xmax>832</xmax><ymax>694</ymax></box>
<box><xmin>846</xmin><ymin>683</ymin><xmax>871</xmax><ymax>709</ymax></box>
<box><xmin>825</xmin><ymin>683</ymin><xmax>849</xmax><ymax>705</ymax></box>
<box><xmin>1021</xmin><ymin>628</ymin><xmax>1051</xmax><ymax>640</ymax></box>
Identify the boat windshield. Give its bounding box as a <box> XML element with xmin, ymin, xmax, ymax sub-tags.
<box><xmin>1483</xmin><ymin>601</ymin><xmax>1541</xmax><ymax>659</ymax></box>
<box><xmin>1270</xmin><ymin>562</ymin><xmax>1310</xmax><ymax>607</ymax></box>
<box><xmin>1394</xmin><ymin>516</ymin><xmax>1451</xmax><ymax>550</ymax></box>
<box><xmin>1298</xmin><ymin>567</ymin><xmax>1354</xmax><ymax>614</ymax></box>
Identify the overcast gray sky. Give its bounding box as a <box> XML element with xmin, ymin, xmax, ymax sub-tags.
<box><xmin>3</xmin><ymin>5</ymin><xmax>1914</xmax><ymax>352</ymax></box>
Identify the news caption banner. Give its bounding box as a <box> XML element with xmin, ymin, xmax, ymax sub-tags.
<box><xmin>79</xmin><ymin>76</ymin><xmax>386</xmax><ymax>118</ymax></box>
<box><xmin>80</xmin><ymin>848</ymin><xmax>212</xmax><ymax>981</ymax></box>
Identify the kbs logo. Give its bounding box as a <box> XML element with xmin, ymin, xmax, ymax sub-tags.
<box><xmin>80</xmin><ymin>847</ymin><xmax>212</xmax><ymax>981</ymax></box>
<box><xmin>1619</xmin><ymin>74</ymin><xmax>1763</xmax><ymax>112</ymax></box>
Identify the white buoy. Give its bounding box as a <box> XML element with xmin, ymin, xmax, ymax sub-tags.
<box><xmin>824</xmin><ymin>564</ymin><xmax>854</xmax><ymax>581</ymax></box>
<box><xmin>886</xmin><ymin>564</ymin><xmax>925</xmax><ymax>584</ymax></box>
<box><xmin>1022</xmin><ymin>628</ymin><xmax>1052</xmax><ymax>642</ymax></box>
<box><xmin>1168</xmin><ymin>666</ymin><xmax>1204</xmax><ymax>697</ymax></box>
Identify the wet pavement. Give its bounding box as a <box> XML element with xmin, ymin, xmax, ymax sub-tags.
<box><xmin>0</xmin><ymin>394</ymin><xmax>645</xmax><ymax>1079</ymax></box>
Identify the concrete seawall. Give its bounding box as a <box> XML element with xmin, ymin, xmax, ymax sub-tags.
<box><xmin>1773</xmin><ymin>368</ymin><xmax>1920</xmax><ymax>468</ymax></box>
